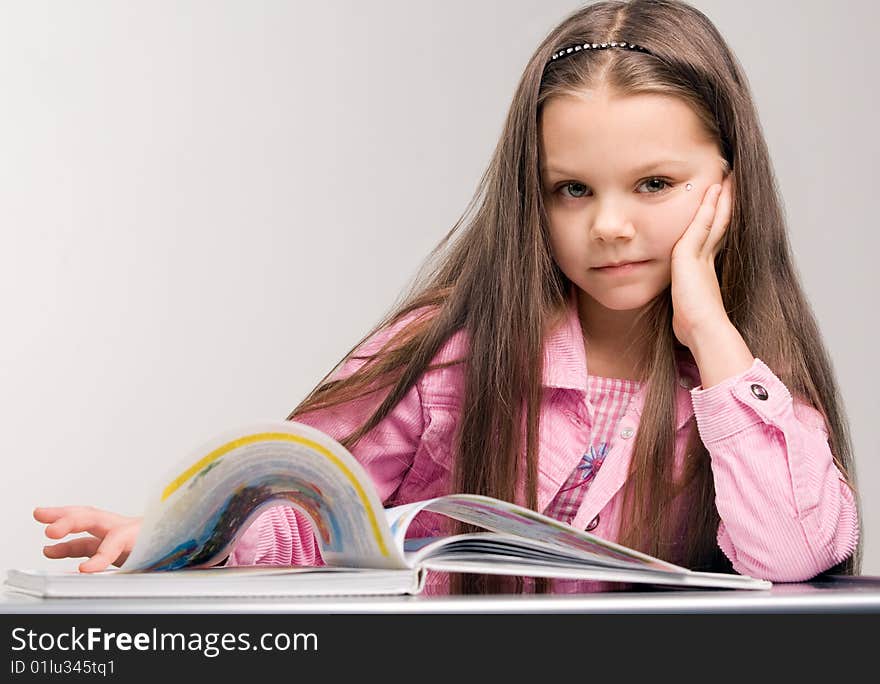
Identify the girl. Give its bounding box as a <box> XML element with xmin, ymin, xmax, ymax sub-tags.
<box><xmin>35</xmin><ymin>0</ymin><xmax>860</xmax><ymax>594</ymax></box>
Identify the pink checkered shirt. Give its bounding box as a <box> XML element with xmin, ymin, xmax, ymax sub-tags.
<box><xmin>542</xmin><ymin>375</ymin><xmax>642</xmax><ymax>528</ymax></box>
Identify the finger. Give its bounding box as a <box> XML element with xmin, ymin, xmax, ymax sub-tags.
<box><xmin>701</xmin><ymin>176</ymin><xmax>734</xmax><ymax>259</ymax></box>
<box><xmin>34</xmin><ymin>505</ymin><xmax>104</xmax><ymax>524</ymax></box>
<box><xmin>33</xmin><ymin>506</ymin><xmax>82</xmax><ymax>523</ymax></box>
<box><xmin>698</xmin><ymin>183</ymin><xmax>723</xmax><ymax>235</ymax></box>
<box><xmin>42</xmin><ymin>536</ymin><xmax>102</xmax><ymax>560</ymax></box>
<box><xmin>679</xmin><ymin>184</ymin><xmax>722</xmax><ymax>256</ymax></box>
<box><xmin>43</xmin><ymin>510</ymin><xmax>120</xmax><ymax>540</ymax></box>
<box><xmin>79</xmin><ymin>530</ymin><xmax>130</xmax><ymax>573</ymax></box>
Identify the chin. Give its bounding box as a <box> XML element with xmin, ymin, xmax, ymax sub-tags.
<box><xmin>586</xmin><ymin>286</ymin><xmax>666</xmax><ymax>311</ymax></box>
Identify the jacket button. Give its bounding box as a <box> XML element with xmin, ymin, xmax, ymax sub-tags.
<box><xmin>750</xmin><ymin>383</ymin><xmax>769</xmax><ymax>400</ymax></box>
<box><xmin>586</xmin><ymin>515</ymin><xmax>600</xmax><ymax>531</ymax></box>
<box><xmin>620</xmin><ymin>427</ymin><xmax>634</xmax><ymax>439</ymax></box>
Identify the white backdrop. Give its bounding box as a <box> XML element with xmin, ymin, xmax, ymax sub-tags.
<box><xmin>2</xmin><ymin>0</ymin><xmax>877</xmax><ymax>576</ymax></box>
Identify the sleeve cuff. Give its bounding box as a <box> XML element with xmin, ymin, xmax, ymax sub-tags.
<box><xmin>690</xmin><ymin>357</ymin><xmax>793</xmax><ymax>444</ymax></box>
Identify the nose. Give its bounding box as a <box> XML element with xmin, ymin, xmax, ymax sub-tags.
<box><xmin>589</xmin><ymin>201</ymin><xmax>636</xmax><ymax>242</ymax></box>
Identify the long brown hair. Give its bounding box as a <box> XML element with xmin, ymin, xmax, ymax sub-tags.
<box><xmin>288</xmin><ymin>0</ymin><xmax>861</xmax><ymax>590</ymax></box>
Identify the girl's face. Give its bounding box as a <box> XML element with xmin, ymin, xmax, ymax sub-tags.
<box><xmin>539</xmin><ymin>91</ymin><xmax>727</xmax><ymax>314</ymax></box>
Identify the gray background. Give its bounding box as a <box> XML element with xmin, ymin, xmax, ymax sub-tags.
<box><xmin>1</xmin><ymin>0</ymin><xmax>877</xmax><ymax>577</ymax></box>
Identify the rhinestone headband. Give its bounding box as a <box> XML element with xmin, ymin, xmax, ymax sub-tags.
<box><xmin>547</xmin><ymin>40</ymin><xmax>654</xmax><ymax>65</ymax></box>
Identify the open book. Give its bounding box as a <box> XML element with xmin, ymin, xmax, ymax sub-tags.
<box><xmin>8</xmin><ymin>420</ymin><xmax>771</xmax><ymax>597</ymax></box>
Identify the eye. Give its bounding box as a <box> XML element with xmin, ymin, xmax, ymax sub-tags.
<box><xmin>557</xmin><ymin>182</ymin><xmax>589</xmax><ymax>199</ymax></box>
<box><xmin>554</xmin><ymin>177</ymin><xmax>675</xmax><ymax>200</ymax></box>
<box><xmin>637</xmin><ymin>177</ymin><xmax>674</xmax><ymax>194</ymax></box>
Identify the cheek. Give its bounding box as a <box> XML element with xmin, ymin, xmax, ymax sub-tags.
<box><xmin>546</xmin><ymin>220</ymin><xmax>580</xmax><ymax>262</ymax></box>
<box><xmin>640</xmin><ymin>196</ymin><xmax>702</xmax><ymax>250</ymax></box>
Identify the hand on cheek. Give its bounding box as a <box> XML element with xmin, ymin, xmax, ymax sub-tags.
<box><xmin>669</xmin><ymin>173</ymin><xmax>735</xmax><ymax>349</ymax></box>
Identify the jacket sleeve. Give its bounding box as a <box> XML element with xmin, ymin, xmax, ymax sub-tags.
<box><xmin>690</xmin><ymin>357</ymin><xmax>859</xmax><ymax>582</ymax></box>
<box><xmin>226</xmin><ymin>312</ymin><xmax>428</xmax><ymax>567</ymax></box>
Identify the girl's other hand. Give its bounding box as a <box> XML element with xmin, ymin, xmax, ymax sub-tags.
<box><xmin>33</xmin><ymin>506</ymin><xmax>142</xmax><ymax>573</ymax></box>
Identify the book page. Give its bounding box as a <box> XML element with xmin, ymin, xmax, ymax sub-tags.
<box><xmin>384</xmin><ymin>500</ymin><xmax>437</xmax><ymax>551</ymax></box>
<box><xmin>120</xmin><ymin>421</ymin><xmax>408</xmax><ymax>572</ymax></box>
<box><xmin>394</xmin><ymin>494</ymin><xmax>682</xmax><ymax>572</ymax></box>
<box><xmin>402</xmin><ymin>533</ymin><xmax>665</xmax><ymax>571</ymax></box>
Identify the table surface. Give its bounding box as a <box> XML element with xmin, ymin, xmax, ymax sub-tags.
<box><xmin>3</xmin><ymin>574</ymin><xmax>880</xmax><ymax>613</ymax></box>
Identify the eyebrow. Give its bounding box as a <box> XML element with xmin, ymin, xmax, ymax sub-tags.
<box><xmin>542</xmin><ymin>159</ymin><xmax>689</xmax><ymax>177</ymax></box>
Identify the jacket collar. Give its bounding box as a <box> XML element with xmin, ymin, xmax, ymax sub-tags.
<box><xmin>541</xmin><ymin>289</ymin><xmax>699</xmax><ymax>431</ymax></box>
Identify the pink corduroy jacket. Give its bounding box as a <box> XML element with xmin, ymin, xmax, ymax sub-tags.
<box><xmin>226</xmin><ymin>295</ymin><xmax>859</xmax><ymax>586</ymax></box>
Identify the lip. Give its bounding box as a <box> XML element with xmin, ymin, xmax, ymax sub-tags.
<box><xmin>591</xmin><ymin>260</ymin><xmax>652</xmax><ymax>274</ymax></box>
